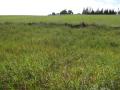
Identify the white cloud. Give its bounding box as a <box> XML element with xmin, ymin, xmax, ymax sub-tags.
<box><xmin>0</xmin><ymin>0</ymin><xmax>119</xmax><ymax>15</ymax></box>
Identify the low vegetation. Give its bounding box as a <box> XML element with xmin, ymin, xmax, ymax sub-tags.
<box><xmin>0</xmin><ymin>16</ymin><xmax>120</xmax><ymax>90</ymax></box>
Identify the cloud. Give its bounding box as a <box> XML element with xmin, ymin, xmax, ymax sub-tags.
<box><xmin>0</xmin><ymin>0</ymin><xmax>119</xmax><ymax>15</ymax></box>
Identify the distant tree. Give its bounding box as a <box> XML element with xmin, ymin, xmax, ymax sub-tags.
<box><xmin>82</xmin><ymin>8</ymin><xmax>91</xmax><ymax>14</ymax></box>
<box><xmin>118</xmin><ymin>11</ymin><xmax>120</xmax><ymax>15</ymax></box>
<box><xmin>109</xmin><ymin>9</ymin><xmax>112</xmax><ymax>14</ymax></box>
<box><xmin>111</xmin><ymin>9</ymin><xmax>117</xmax><ymax>14</ymax></box>
<box><xmin>91</xmin><ymin>9</ymin><xmax>94</xmax><ymax>14</ymax></box>
<box><xmin>100</xmin><ymin>9</ymin><xmax>104</xmax><ymax>14</ymax></box>
<box><xmin>104</xmin><ymin>9</ymin><xmax>109</xmax><ymax>14</ymax></box>
<box><xmin>60</xmin><ymin>9</ymin><xmax>68</xmax><ymax>15</ymax></box>
<box><xmin>68</xmin><ymin>10</ymin><xmax>73</xmax><ymax>14</ymax></box>
<box><xmin>82</xmin><ymin>8</ymin><xmax>86</xmax><ymax>14</ymax></box>
<box><xmin>106</xmin><ymin>9</ymin><xmax>116</xmax><ymax>15</ymax></box>
<box><xmin>82</xmin><ymin>8</ymin><xmax>116</xmax><ymax>15</ymax></box>
<box><xmin>52</xmin><ymin>12</ymin><xmax>56</xmax><ymax>15</ymax></box>
<box><xmin>95</xmin><ymin>9</ymin><xmax>100</xmax><ymax>14</ymax></box>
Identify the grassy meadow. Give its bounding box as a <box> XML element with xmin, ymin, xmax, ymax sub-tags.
<box><xmin>0</xmin><ymin>15</ymin><xmax>120</xmax><ymax>90</ymax></box>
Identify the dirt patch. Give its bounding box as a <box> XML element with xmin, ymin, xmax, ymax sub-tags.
<box><xmin>27</xmin><ymin>22</ymin><xmax>98</xmax><ymax>28</ymax></box>
<box><xmin>1</xmin><ymin>22</ymin><xmax>120</xmax><ymax>29</ymax></box>
<box><xmin>27</xmin><ymin>22</ymin><xmax>111</xmax><ymax>29</ymax></box>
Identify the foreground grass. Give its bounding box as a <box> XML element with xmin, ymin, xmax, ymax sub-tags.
<box><xmin>0</xmin><ymin>16</ymin><xmax>120</xmax><ymax>90</ymax></box>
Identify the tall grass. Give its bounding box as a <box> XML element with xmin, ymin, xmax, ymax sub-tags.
<box><xmin>0</xmin><ymin>16</ymin><xmax>120</xmax><ymax>90</ymax></box>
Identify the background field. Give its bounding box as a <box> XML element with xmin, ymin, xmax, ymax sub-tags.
<box><xmin>0</xmin><ymin>15</ymin><xmax>120</xmax><ymax>90</ymax></box>
<box><xmin>0</xmin><ymin>15</ymin><xmax>120</xmax><ymax>25</ymax></box>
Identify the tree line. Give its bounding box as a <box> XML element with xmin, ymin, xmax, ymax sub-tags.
<box><xmin>51</xmin><ymin>9</ymin><xmax>74</xmax><ymax>15</ymax></box>
<box><xmin>50</xmin><ymin>8</ymin><xmax>120</xmax><ymax>15</ymax></box>
<box><xmin>82</xmin><ymin>8</ymin><xmax>117</xmax><ymax>15</ymax></box>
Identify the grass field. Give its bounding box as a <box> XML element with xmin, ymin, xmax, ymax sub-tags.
<box><xmin>0</xmin><ymin>15</ymin><xmax>120</xmax><ymax>90</ymax></box>
<box><xmin>0</xmin><ymin>15</ymin><xmax>120</xmax><ymax>25</ymax></box>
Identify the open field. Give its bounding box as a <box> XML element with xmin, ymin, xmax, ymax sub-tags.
<box><xmin>0</xmin><ymin>15</ymin><xmax>120</xmax><ymax>25</ymax></box>
<box><xmin>0</xmin><ymin>15</ymin><xmax>120</xmax><ymax>90</ymax></box>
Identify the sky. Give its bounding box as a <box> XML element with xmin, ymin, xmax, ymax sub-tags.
<box><xmin>0</xmin><ymin>0</ymin><xmax>119</xmax><ymax>15</ymax></box>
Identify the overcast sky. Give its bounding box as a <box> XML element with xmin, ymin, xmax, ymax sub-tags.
<box><xmin>0</xmin><ymin>0</ymin><xmax>119</xmax><ymax>15</ymax></box>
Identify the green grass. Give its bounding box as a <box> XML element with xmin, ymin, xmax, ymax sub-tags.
<box><xmin>0</xmin><ymin>15</ymin><xmax>120</xmax><ymax>25</ymax></box>
<box><xmin>0</xmin><ymin>15</ymin><xmax>120</xmax><ymax>90</ymax></box>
